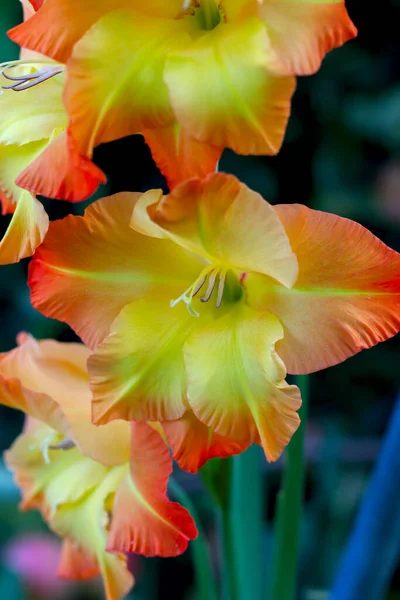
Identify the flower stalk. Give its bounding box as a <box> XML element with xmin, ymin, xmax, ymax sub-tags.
<box><xmin>269</xmin><ymin>375</ymin><xmax>310</xmax><ymax>600</ymax></box>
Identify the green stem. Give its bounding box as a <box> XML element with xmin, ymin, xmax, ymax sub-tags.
<box><xmin>202</xmin><ymin>448</ymin><xmax>265</xmax><ymax>600</ymax></box>
<box><xmin>231</xmin><ymin>446</ymin><xmax>265</xmax><ymax>600</ymax></box>
<box><xmin>218</xmin><ymin>500</ymin><xmax>239</xmax><ymax>600</ymax></box>
<box><xmin>269</xmin><ymin>374</ymin><xmax>310</xmax><ymax>600</ymax></box>
<box><xmin>169</xmin><ymin>477</ymin><xmax>218</xmax><ymax>600</ymax></box>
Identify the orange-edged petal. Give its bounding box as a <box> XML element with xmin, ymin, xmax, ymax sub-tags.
<box><xmin>89</xmin><ymin>298</ymin><xmax>193</xmax><ymax>425</ymax></box>
<box><xmin>164</xmin><ymin>18</ymin><xmax>296</xmax><ymax>155</ymax></box>
<box><xmin>0</xmin><ymin>190</ymin><xmax>48</xmax><ymax>265</ymax></box>
<box><xmin>64</xmin><ymin>10</ymin><xmax>190</xmax><ymax>158</ymax></box>
<box><xmin>132</xmin><ymin>173</ymin><xmax>298</xmax><ymax>288</ymax></box>
<box><xmin>9</xmin><ymin>0</ymin><xmax>132</xmax><ymax>63</ymax></box>
<box><xmin>259</xmin><ymin>0</ymin><xmax>357</xmax><ymax>76</ymax></box>
<box><xmin>9</xmin><ymin>0</ymin><xmax>185</xmax><ymax>63</ymax></box>
<box><xmin>16</xmin><ymin>129</ymin><xmax>106</xmax><ymax>202</ymax></box>
<box><xmin>58</xmin><ymin>539</ymin><xmax>99</xmax><ymax>580</ymax></box>
<box><xmin>107</xmin><ymin>422</ymin><xmax>197</xmax><ymax>556</ymax></box>
<box><xmin>0</xmin><ymin>376</ymin><xmax>69</xmax><ymax>436</ymax></box>
<box><xmin>0</xmin><ymin>333</ymin><xmax>130</xmax><ymax>466</ymax></box>
<box><xmin>19</xmin><ymin>1</ymin><xmax>46</xmax><ymax>60</ymax></box>
<box><xmin>0</xmin><ymin>190</ymin><xmax>16</xmax><ymax>215</ymax></box>
<box><xmin>184</xmin><ymin>304</ymin><xmax>301</xmax><ymax>461</ymax></box>
<box><xmin>29</xmin><ymin>192</ymin><xmax>201</xmax><ymax>348</ymax></box>
<box><xmin>0</xmin><ymin>332</ymin><xmax>90</xmax><ymax>418</ymax></box>
<box><xmin>163</xmin><ymin>410</ymin><xmax>250</xmax><ymax>473</ymax></box>
<box><xmin>247</xmin><ymin>204</ymin><xmax>400</xmax><ymax>374</ymax></box>
<box><xmin>142</xmin><ymin>124</ymin><xmax>222</xmax><ymax>190</ymax></box>
<box><xmin>49</xmin><ymin>465</ymin><xmax>134</xmax><ymax>600</ymax></box>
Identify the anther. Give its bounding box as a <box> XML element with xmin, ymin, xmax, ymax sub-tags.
<box><xmin>216</xmin><ymin>270</ymin><xmax>226</xmax><ymax>308</ymax></box>
<box><xmin>201</xmin><ymin>270</ymin><xmax>218</xmax><ymax>303</ymax></box>
<box><xmin>49</xmin><ymin>438</ymin><xmax>76</xmax><ymax>451</ymax></box>
<box><xmin>192</xmin><ymin>274</ymin><xmax>207</xmax><ymax>297</ymax></box>
<box><xmin>1</xmin><ymin>64</ymin><xmax>63</xmax><ymax>91</ymax></box>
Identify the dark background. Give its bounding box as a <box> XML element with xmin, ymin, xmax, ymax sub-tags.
<box><xmin>0</xmin><ymin>0</ymin><xmax>399</xmax><ymax>598</ymax></box>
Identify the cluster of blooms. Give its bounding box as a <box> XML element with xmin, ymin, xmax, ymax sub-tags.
<box><xmin>0</xmin><ymin>0</ymin><xmax>399</xmax><ymax>598</ymax></box>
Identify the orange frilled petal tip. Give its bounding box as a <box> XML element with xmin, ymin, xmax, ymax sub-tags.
<box><xmin>16</xmin><ymin>130</ymin><xmax>107</xmax><ymax>202</ymax></box>
<box><xmin>106</xmin><ymin>423</ymin><xmax>198</xmax><ymax>557</ymax></box>
<box><xmin>162</xmin><ymin>410</ymin><xmax>250</xmax><ymax>473</ymax></box>
<box><xmin>258</xmin><ymin>0</ymin><xmax>357</xmax><ymax>76</ymax></box>
<box><xmin>142</xmin><ymin>124</ymin><xmax>223</xmax><ymax>190</ymax></box>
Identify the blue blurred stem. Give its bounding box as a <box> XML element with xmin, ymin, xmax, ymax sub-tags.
<box><xmin>331</xmin><ymin>392</ymin><xmax>400</xmax><ymax>600</ymax></box>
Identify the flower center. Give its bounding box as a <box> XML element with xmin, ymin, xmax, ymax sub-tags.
<box><xmin>170</xmin><ymin>265</ymin><xmax>243</xmax><ymax>317</ymax></box>
<box><xmin>182</xmin><ymin>0</ymin><xmax>224</xmax><ymax>30</ymax></box>
<box><xmin>0</xmin><ymin>60</ymin><xmax>63</xmax><ymax>92</ymax></box>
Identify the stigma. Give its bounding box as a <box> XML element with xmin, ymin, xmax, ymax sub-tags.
<box><xmin>170</xmin><ymin>265</ymin><xmax>227</xmax><ymax>317</ymax></box>
<box><xmin>1</xmin><ymin>61</ymin><xmax>63</xmax><ymax>92</ymax></box>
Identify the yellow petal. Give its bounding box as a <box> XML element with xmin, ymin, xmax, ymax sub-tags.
<box><xmin>65</xmin><ymin>9</ymin><xmax>191</xmax><ymax>157</ymax></box>
<box><xmin>184</xmin><ymin>304</ymin><xmax>301</xmax><ymax>461</ymax></box>
<box><xmin>131</xmin><ymin>173</ymin><xmax>298</xmax><ymax>288</ymax></box>
<box><xmin>51</xmin><ymin>466</ymin><xmax>133</xmax><ymax>600</ymax></box>
<box><xmin>89</xmin><ymin>298</ymin><xmax>194</xmax><ymax>425</ymax></box>
<box><xmin>0</xmin><ymin>138</ymin><xmax>47</xmax><ymax>202</ymax></box>
<box><xmin>0</xmin><ymin>189</ymin><xmax>48</xmax><ymax>265</ymax></box>
<box><xmin>164</xmin><ymin>18</ymin><xmax>295</xmax><ymax>154</ymax></box>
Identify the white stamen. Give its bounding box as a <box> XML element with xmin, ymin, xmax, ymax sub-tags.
<box><xmin>192</xmin><ymin>274</ymin><xmax>207</xmax><ymax>297</ymax></box>
<box><xmin>216</xmin><ymin>270</ymin><xmax>226</xmax><ymax>308</ymax></box>
<box><xmin>201</xmin><ymin>270</ymin><xmax>218</xmax><ymax>303</ymax></box>
<box><xmin>170</xmin><ymin>265</ymin><xmax>227</xmax><ymax>317</ymax></box>
<box><xmin>40</xmin><ymin>434</ymin><xmax>56</xmax><ymax>464</ymax></box>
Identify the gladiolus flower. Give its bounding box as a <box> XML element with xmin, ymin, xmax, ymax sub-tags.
<box><xmin>0</xmin><ymin>61</ymin><xmax>105</xmax><ymax>265</ymax></box>
<box><xmin>9</xmin><ymin>0</ymin><xmax>356</xmax><ymax>189</ymax></box>
<box><xmin>0</xmin><ymin>334</ymin><xmax>197</xmax><ymax>600</ymax></box>
<box><xmin>0</xmin><ymin>2</ymin><xmax>105</xmax><ymax>264</ymax></box>
<box><xmin>29</xmin><ymin>173</ymin><xmax>400</xmax><ymax>463</ymax></box>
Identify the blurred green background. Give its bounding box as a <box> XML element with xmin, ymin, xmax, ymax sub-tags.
<box><xmin>0</xmin><ymin>0</ymin><xmax>400</xmax><ymax>598</ymax></box>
